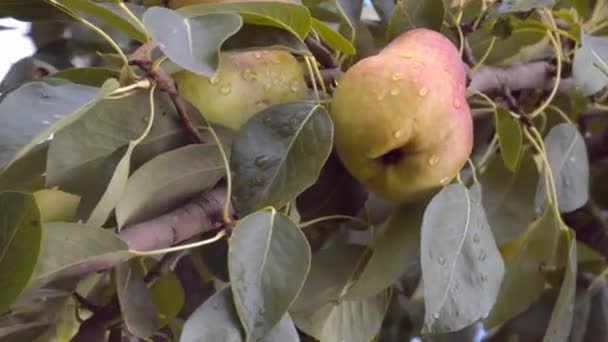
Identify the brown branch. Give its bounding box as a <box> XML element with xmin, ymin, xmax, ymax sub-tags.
<box><xmin>128</xmin><ymin>42</ymin><xmax>204</xmax><ymax>144</ymax></box>
<box><xmin>468</xmin><ymin>61</ymin><xmax>573</xmax><ymax>94</ymax></box>
<box><xmin>305</xmin><ymin>36</ymin><xmax>338</xmax><ymax>69</ymax></box>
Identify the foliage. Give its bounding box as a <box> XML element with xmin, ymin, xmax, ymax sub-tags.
<box><xmin>0</xmin><ymin>0</ymin><xmax>607</xmax><ymax>341</ymax></box>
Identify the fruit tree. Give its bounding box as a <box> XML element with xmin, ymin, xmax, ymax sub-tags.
<box><xmin>0</xmin><ymin>0</ymin><xmax>607</xmax><ymax>341</ymax></box>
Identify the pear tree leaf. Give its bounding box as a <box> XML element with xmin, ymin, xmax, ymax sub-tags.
<box><xmin>495</xmin><ymin>107</ymin><xmax>523</xmax><ymax>171</ymax></box>
<box><xmin>180</xmin><ymin>287</ymin><xmax>299</xmax><ymax>342</ymax></box>
<box><xmin>582</xmin><ymin>285</ymin><xmax>608</xmax><ymax>341</ymax></box>
<box><xmin>0</xmin><ymin>0</ymin><xmax>68</xmax><ymax>21</ymax></box>
<box><xmin>180</xmin><ymin>287</ymin><xmax>243</xmax><ymax>342</ymax></box>
<box><xmin>49</xmin><ymin>67</ymin><xmax>120</xmax><ymax>87</ymax></box>
<box><xmin>480</xmin><ymin>152</ymin><xmax>539</xmax><ymax>244</ymax></box>
<box><xmin>0</xmin><ymin>192</ymin><xmax>42</xmax><ymax>313</ymax></box>
<box><xmin>386</xmin><ymin>0</ymin><xmax>445</xmax><ymax>40</ymax></box>
<box><xmin>573</xmin><ymin>33</ymin><xmax>608</xmax><ymax>95</ymax></box>
<box><xmin>228</xmin><ymin>210</ymin><xmax>311</xmax><ymax>341</ymax></box>
<box><xmin>542</xmin><ymin>229</ymin><xmax>577</xmax><ymax>342</ymax></box>
<box><xmin>421</xmin><ymin>183</ymin><xmax>505</xmax><ymax>333</ymax></box>
<box><xmin>0</xmin><ymin>141</ymin><xmax>48</xmax><ymax>192</ymax></box>
<box><xmin>344</xmin><ymin>202</ymin><xmax>424</xmax><ymax>300</ymax></box>
<box><xmin>222</xmin><ymin>24</ymin><xmax>309</xmax><ymax>55</ymax></box>
<box><xmin>0</xmin><ymin>80</ymin><xmax>111</xmax><ymax>166</ymax></box>
<box><xmin>468</xmin><ymin>23</ymin><xmax>547</xmax><ymax>66</ymax></box>
<box><xmin>46</xmin><ymin>89</ymin><xmax>181</xmax><ymax>225</ymax></box>
<box><xmin>143</xmin><ymin>7</ymin><xmax>242</xmax><ymax>77</ymax></box>
<box><xmin>535</xmin><ymin>123</ymin><xmax>589</xmax><ymax>213</ymax></box>
<box><xmin>230</xmin><ymin>102</ymin><xmax>333</xmax><ymax>216</ymax></box>
<box><xmin>43</xmin><ymin>0</ymin><xmax>148</xmax><ymax>42</ymax></box>
<box><xmin>311</xmin><ymin>18</ymin><xmax>355</xmax><ymax>55</ymax></box>
<box><xmin>116</xmin><ymin>262</ymin><xmax>158</xmax><ymax>338</ymax></box>
<box><xmin>29</xmin><ymin>222</ymin><xmax>129</xmax><ymax>288</ymax></box>
<box><xmin>116</xmin><ymin>144</ymin><xmax>225</xmax><ymax>228</ymax></box>
<box><xmin>290</xmin><ymin>245</ymin><xmax>365</xmax><ymax>335</ymax></box>
<box><xmin>141</xmin><ymin>259</ymin><xmax>185</xmax><ymax>328</ymax></box>
<box><xmin>486</xmin><ymin>206</ymin><xmax>561</xmax><ymax>329</ymax></box>
<box><xmin>329</xmin><ymin>0</ymin><xmax>362</xmax><ymax>42</ymax></box>
<box><xmin>177</xmin><ymin>1</ymin><xmax>311</xmax><ymax>40</ymax></box>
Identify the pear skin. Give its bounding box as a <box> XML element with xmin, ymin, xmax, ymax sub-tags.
<box><xmin>173</xmin><ymin>50</ymin><xmax>307</xmax><ymax>129</ymax></box>
<box><xmin>330</xmin><ymin>28</ymin><xmax>473</xmax><ymax>203</ymax></box>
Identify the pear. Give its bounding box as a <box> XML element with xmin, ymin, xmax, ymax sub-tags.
<box><xmin>330</xmin><ymin>28</ymin><xmax>473</xmax><ymax>203</ymax></box>
<box><xmin>173</xmin><ymin>50</ymin><xmax>307</xmax><ymax>129</ymax></box>
<box><xmin>34</xmin><ymin>188</ymin><xmax>81</xmax><ymax>222</ymax></box>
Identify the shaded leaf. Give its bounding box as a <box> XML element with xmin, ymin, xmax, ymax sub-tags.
<box><xmin>0</xmin><ymin>0</ymin><xmax>67</xmax><ymax>21</ymax></box>
<box><xmin>48</xmin><ymin>67</ymin><xmax>120</xmax><ymax>87</ymax></box>
<box><xmin>543</xmin><ymin>230</ymin><xmax>577</xmax><ymax>341</ymax></box>
<box><xmin>143</xmin><ymin>7</ymin><xmax>242</xmax><ymax>77</ymax></box>
<box><xmin>344</xmin><ymin>202</ymin><xmax>424</xmax><ymax>300</ymax></box>
<box><xmin>229</xmin><ymin>210</ymin><xmax>311</xmax><ymax>341</ymax></box>
<box><xmin>0</xmin><ymin>141</ymin><xmax>48</xmax><ymax>192</ymax></box>
<box><xmin>30</xmin><ymin>222</ymin><xmax>129</xmax><ymax>287</ymax></box>
<box><xmin>535</xmin><ymin>123</ymin><xmax>589</xmax><ymax>213</ymax></box>
<box><xmin>583</xmin><ymin>285</ymin><xmax>608</xmax><ymax>342</ymax></box>
<box><xmin>495</xmin><ymin>107</ymin><xmax>522</xmax><ymax>171</ymax></box>
<box><xmin>222</xmin><ymin>24</ymin><xmax>309</xmax><ymax>55</ymax></box>
<box><xmin>573</xmin><ymin>33</ymin><xmax>608</xmax><ymax>95</ymax></box>
<box><xmin>0</xmin><ymin>57</ymin><xmax>57</xmax><ymax>94</ymax></box>
<box><xmin>180</xmin><ymin>287</ymin><xmax>243</xmax><ymax>342</ymax></box>
<box><xmin>177</xmin><ymin>1</ymin><xmax>311</xmax><ymax>40</ymax></box>
<box><xmin>231</xmin><ymin>102</ymin><xmax>333</xmax><ymax>216</ymax></box>
<box><xmin>480</xmin><ymin>152</ymin><xmax>539</xmax><ymax>244</ymax></box>
<box><xmin>296</xmin><ymin>152</ymin><xmax>367</xmax><ymax>221</ymax></box>
<box><xmin>486</xmin><ymin>206</ymin><xmax>561</xmax><ymax>328</ymax></box>
<box><xmin>0</xmin><ymin>192</ymin><xmax>42</xmax><ymax>313</ymax></box>
<box><xmin>116</xmin><ymin>144</ymin><xmax>225</xmax><ymax>228</ymax></box>
<box><xmin>386</xmin><ymin>0</ymin><xmax>445</xmax><ymax>40</ymax></box>
<box><xmin>116</xmin><ymin>262</ymin><xmax>158</xmax><ymax>338</ymax></box>
<box><xmin>421</xmin><ymin>183</ymin><xmax>504</xmax><ymax>333</ymax></box>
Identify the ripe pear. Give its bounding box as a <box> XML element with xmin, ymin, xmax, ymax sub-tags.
<box><xmin>330</xmin><ymin>28</ymin><xmax>473</xmax><ymax>203</ymax></box>
<box><xmin>173</xmin><ymin>50</ymin><xmax>307</xmax><ymax>130</ymax></box>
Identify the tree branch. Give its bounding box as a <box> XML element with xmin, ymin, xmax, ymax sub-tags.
<box><xmin>563</xmin><ymin>202</ymin><xmax>608</xmax><ymax>261</ymax></box>
<box><xmin>468</xmin><ymin>61</ymin><xmax>573</xmax><ymax>94</ymax></box>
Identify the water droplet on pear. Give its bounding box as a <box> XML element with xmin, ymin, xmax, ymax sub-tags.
<box><xmin>392</xmin><ymin>72</ymin><xmax>404</xmax><ymax>81</ymax></box>
<box><xmin>418</xmin><ymin>87</ymin><xmax>428</xmax><ymax>97</ymax></box>
<box><xmin>219</xmin><ymin>83</ymin><xmax>231</xmax><ymax>95</ymax></box>
<box><xmin>453</xmin><ymin>98</ymin><xmax>462</xmax><ymax>109</ymax></box>
<box><xmin>390</xmin><ymin>87</ymin><xmax>400</xmax><ymax>96</ymax></box>
<box><xmin>242</xmin><ymin>69</ymin><xmax>256</xmax><ymax>81</ymax></box>
<box><xmin>289</xmin><ymin>80</ymin><xmax>300</xmax><ymax>92</ymax></box>
<box><xmin>427</xmin><ymin>155</ymin><xmax>440</xmax><ymax>166</ymax></box>
<box><xmin>209</xmin><ymin>76</ymin><xmax>220</xmax><ymax>85</ymax></box>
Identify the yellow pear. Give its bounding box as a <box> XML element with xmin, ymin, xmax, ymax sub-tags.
<box><xmin>34</xmin><ymin>188</ymin><xmax>81</xmax><ymax>222</ymax></box>
<box><xmin>330</xmin><ymin>28</ymin><xmax>473</xmax><ymax>203</ymax></box>
<box><xmin>173</xmin><ymin>50</ymin><xmax>307</xmax><ymax>130</ymax></box>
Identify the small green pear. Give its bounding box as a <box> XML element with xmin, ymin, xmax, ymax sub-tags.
<box><xmin>34</xmin><ymin>188</ymin><xmax>81</xmax><ymax>222</ymax></box>
<box><xmin>173</xmin><ymin>50</ymin><xmax>307</xmax><ymax>130</ymax></box>
<box><xmin>330</xmin><ymin>28</ymin><xmax>473</xmax><ymax>203</ymax></box>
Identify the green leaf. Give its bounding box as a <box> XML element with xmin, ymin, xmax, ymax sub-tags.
<box><xmin>43</xmin><ymin>0</ymin><xmax>148</xmax><ymax>42</ymax></box>
<box><xmin>492</xmin><ymin>0</ymin><xmax>556</xmax><ymax>14</ymax></box>
<box><xmin>386</xmin><ymin>0</ymin><xmax>445</xmax><ymax>40</ymax></box>
<box><xmin>543</xmin><ymin>230</ymin><xmax>577</xmax><ymax>342</ymax></box>
<box><xmin>330</xmin><ymin>0</ymin><xmax>362</xmax><ymax>42</ymax></box>
<box><xmin>230</xmin><ymin>102</ymin><xmax>333</xmax><ymax>216</ymax></box>
<box><xmin>180</xmin><ymin>287</ymin><xmax>299</xmax><ymax>342</ymax></box>
<box><xmin>311</xmin><ymin>18</ymin><xmax>356</xmax><ymax>55</ymax></box>
<box><xmin>535</xmin><ymin>123</ymin><xmax>589</xmax><ymax>213</ymax></box>
<box><xmin>45</xmin><ymin>89</ymin><xmax>168</xmax><ymax>224</ymax></box>
<box><xmin>0</xmin><ymin>142</ymin><xmax>48</xmax><ymax>192</ymax></box>
<box><xmin>116</xmin><ymin>262</ymin><xmax>158</xmax><ymax>338</ymax></box>
<box><xmin>222</xmin><ymin>24</ymin><xmax>309</xmax><ymax>55</ymax></box>
<box><xmin>30</xmin><ymin>222</ymin><xmax>129</xmax><ymax>287</ymax></box>
<box><xmin>181</xmin><ymin>287</ymin><xmax>243</xmax><ymax>342</ymax></box>
<box><xmin>468</xmin><ymin>24</ymin><xmax>547</xmax><ymax>66</ymax></box>
<box><xmin>344</xmin><ymin>202</ymin><xmax>424</xmax><ymax>300</ymax></box>
<box><xmin>295</xmin><ymin>153</ymin><xmax>367</xmax><ymax>221</ymax></box>
<box><xmin>116</xmin><ymin>144</ymin><xmax>225</xmax><ymax>228</ymax></box>
<box><xmin>480</xmin><ymin>152</ymin><xmax>539</xmax><ymax>244</ymax></box>
<box><xmin>143</xmin><ymin>8</ymin><xmax>242</xmax><ymax>77</ymax></box>
<box><xmin>0</xmin><ymin>192</ymin><xmax>42</xmax><ymax>313</ymax></box>
<box><xmin>228</xmin><ymin>210</ymin><xmax>311</xmax><ymax>341</ymax></box>
<box><xmin>290</xmin><ymin>245</ymin><xmax>365</xmax><ymax>324</ymax></box>
<box><xmin>147</xmin><ymin>264</ymin><xmax>185</xmax><ymax>327</ymax></box>
<box><xmin>573</xmin><ymin>33</ymin><xmax>608</xmax><ymax>95</ymax></box>
<box><xmin>48</xmin><ymin>67</ymin><xmax>120</xmax><ymax>87</ymax></box>
<box><xmin>494</xmin><ymin>107</ymin><xmax>523</xmax><ymax>171</ymax></box>
<box><xmin>421</xmin><ymin>183</ymin><xmax>504</xmax><ymax>333</ymax></box>
<box><xmin>0</xmin><ymin>322</ymin><xmax>50</xmax><ymax>342</ymax></box>
<box><xmin>0</xmin><ymin>57</ymin><xmax>57</xmax><ymax>94</ymax></box>
<box><xmin>0</xmin><ymin>80</ymin><xmax>107</xmax><ymax>166</ymax></box>
<box><xmin>177</xmin><ymin>1</ymin><xmax>311</xmax><ymax>40</ymax></box>
<box><xmin>486</xmin><ymin>206</ymin><xmax>561</xmax><ymax>329</ymax></box>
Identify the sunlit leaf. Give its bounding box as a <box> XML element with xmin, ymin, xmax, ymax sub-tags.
<box><xmin>573</xmin><ymin>33</ymin><xmax>608</xmax><ymax>95</ymax></box>
<box><xmin>386</xmin><ymin>0</ymin><xmax>445</xmax><ymax>40</ymax></box>
<box><xmin>494</xmin><ymin>107</ymin><xmax>522</xmax><ymax>171</ymax></box>
<box><xmin>311</xmin><ymin>18</ymin><xmax>355</xmax><ymax>55</ymax></box>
